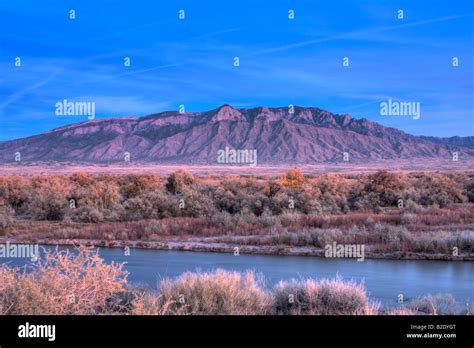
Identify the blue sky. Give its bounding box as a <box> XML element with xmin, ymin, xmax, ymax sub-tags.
<box><xmin>0</xmin><ymin>0</ymin><xmax>473</xmax><ymax>140</ymax></box>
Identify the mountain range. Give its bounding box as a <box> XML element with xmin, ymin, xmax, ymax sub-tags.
<box><xmin>0</xmin><ymin>104</ymin><xmax>473</xmax><ymax>164</ymax></box>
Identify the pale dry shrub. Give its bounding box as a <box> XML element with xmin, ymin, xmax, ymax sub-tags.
<box><xmin>0</xmin><ymin>267</ymin><xmax>16</xmax><ymax>314</ymax></box>
<box><xmin>304</xmin><ymin>278</ymin><xmax>378</xmax><ymax>315</ymax></box>
<box><xmin>0</xmin><ymin>246</ymin><xmax>128</xmax><ymax>315</ymax></box>
<box><xmin>272</xmin><ymin>277</ymin><xmax>378</xmax><ymax>315</ymax></box>
<box><xmin>410</xmin><ymin>294</ymin><xmax>459</xmax><ymax>315</ymax></box>
<box><xmin>411</xmin><ymin>231</ymin><xmax>474</xmax><ymax>254</ymax></box>
<box><xmin>467</xmin><ymin>303</ymin><xmax>474</xmax><ymax>315</ymax></box>
<box><xmin>309</xmin><ymin>228</ymin><xmax>344</xmax><ymax>247</ymax></box>
<box><xmin>373</xmin><ymin>223</ymin><xmax>412</xmax><ymax>245</ymax></box>
<box><xmin>0</xmin><ymin>205</ymin><xmax>14</xmax><ymax>233</ymax></box>
<box><xmin>259</xmin><ymin>208</ymin><xmax>281</xmax><ymax>228</ymax></box>
<box><xmin>69</xmin><ymin>205</ymin><xmax>104</xmax><ymax>223</ymax></box>
<box><xmin>158</xmin><ymin>269</ymin><xmax>269</xmax><ymax>315</ymax></box>
<box><xmin>273</xmin><ymin>279</ymin><xmax>320</xmax><ymax>315</ymax></box>
<box><xmin>211</xmin><ymin>211</ymin><xmax>234</xmax><ymax>228</ymax></box>
<box><xmin>279</xmin><ymin>211</ymin><xmax>303</xmax><ymax>227</ymax></box>
<box><xmin>131</xmin><ymin>291</ymin><xmax>186</xmax><ymax>315</ymax></box>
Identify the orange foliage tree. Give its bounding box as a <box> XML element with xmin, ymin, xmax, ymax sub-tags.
<box><xmin>279</xmin><ymin>168</ymin><xmax>305</xmax><ymax>190</ymax></box>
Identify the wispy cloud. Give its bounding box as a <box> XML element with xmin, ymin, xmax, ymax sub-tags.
<box><xmin>244</xmin><ymin>14</ymin><xmax>473</xmax><ymax>57</ymax></box>
<box><xmin>0</xmin><ymin>70</ymin><xmax>61</xmax><ymax>109</ymax></box>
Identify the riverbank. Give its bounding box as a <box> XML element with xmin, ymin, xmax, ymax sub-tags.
<box><xmin>2</xmin><ymin>236</ymin><xmax>473</xmax><ymax>261</ymax></box>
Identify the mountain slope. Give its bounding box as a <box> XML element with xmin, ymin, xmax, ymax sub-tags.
<box><xmin>0</xmin><ymin>105</ymin><xmax>472</xmax><ymax>164</ymax></box>
<box><xmin>419</xmin><ymin>136</ymin><xmax>474</xmax><ymax>149</ymax></box>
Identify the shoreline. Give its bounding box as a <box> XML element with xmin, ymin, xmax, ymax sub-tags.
<box><xmin>2</xmin><ymin>237</ymin><xmax>473</xmax><ymax>261</ymax></box>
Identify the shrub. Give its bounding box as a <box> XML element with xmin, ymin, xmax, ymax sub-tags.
<box><xmin>279</xmin><ymin>168</ymin><xmax>305</xmax><ymax>190</ymax></box>
<box><xmin>364</xmin><ymin>170</ymin><xmax>407</xmax><ymax>206</ymax></box>
<box><xmin>404</xmin><ymin>199</ymin><xmax>422</xmax><ymax>213</ymax></box>
<box><xmin>131</xmin><ymin>291</ymin><xmax>186</xmax><ymax>315</ymax></box>
<box><xmin>410</xmin><ymin>231</ymin><xmax>473</xmax><ymax>254</ymax></box>
<box><xmin>182</xmin><ymin>191</ymin><xmax>217</xmax><ymax>217</ymax></box>
<box><xmin>166</xmin><ymin>170</ymin><xmax>194</xmax><ymax>194</ymax></box>
<box><xmin>272</xmin><ymin>279</ymin><xmax>320</xmax><ymax>315</ymax></box>
<box><xmin>119</xmin><ymin>174</ymin><xmax>160</xmax><ymax>199</ymax></box>
<box><xmin>259</xmin><ymin>208</ymin><xmax>281</xmax><ymax>228</ymax></box>
<box><xmin>27</xmin><ymin>176</ymin><xmax>72</xmax><ymax>220</ymax></box>
<box><xmin>263</xmin><ymin>180</ymin><xmax>281</xmax><ymax>197</ymax></box>
<box><xmin>279</xmin><ymin>211</ymin><xmax>303</xmax><ymax>227</ymax></box>
<box><xmin>146</xmin><ymin>191</ymin><xmax>181</xmax><ymax>219</ymax></box>
<box><xmin>272</xmin><ymin>277</ymin><xmax>378</xmax><ymax>315</ymax></box>
<box><xmin>310</xmin><ymin>228</ymin><xmax>344</xmax><ymax>248</ymax></box>
<box><xmin>211</xmin><ymin>211</ymin><xmax>234</xmax><ymax>228</ymax></box>
<box><xmin>0</xmin><ymin>267</ymin><xmax>15</xmax><ymax>314</ymax></box>
<box><xmin>158</xmin><ymin>270</ymin><xmax>269</xmax><ymax>315</ymax></box>
<box><xmin>0</xmin><ymin>176</ymin><xmax>31</xmax><ymax>208</ymax></box>
<box><xmin>122</xmin><ymin>195</ymin><xmax>156</xmax><ymax>220</ymax></box>
<box><xmin>410</xmin><ymin>294</ymin><xmax>459</xmax><ymax>315</ymax></box>
<box><xmin>373</xmin><ymin>224</ymin><xmax>412</xmax><ymax>246</ymax></box>
<box><xmin>27</xmin><ymin>194</ymin><xmax>68</xmax><ymax>221</ymax></box>
<box><xmin>81</xmin><ymin>180</ymin><xmax>121</xmax><ymax>209</ymax></box>
<box><xmin>416</xmin><ymin>174</ymin><xmax>467</xmax><ymax>207</ymax></box>
<box><xmin>69</xmin><ymin>206</ymin><xmax>104</xmax><ymax>223</ymax></box>
<box><xmin>0</xmin><ymin>247</ymin><xmax>127</xmax><ymax>315</ymax></box>
<box><xmin>468</xmin><ymin>303</ymin><xmax>474</xmax><ymax>315</ymax></box>
<box><xmin>315</xmin><ymin>278</ymin><xmax>378</xmax><ymax>315</ymax></box>
<box><xmin>70</xmin><ymin>172</ymin><xmax>94</xmax><ymax>186</ymax></box>
<box><xmin>0</xmin><ymin>205</ymin><xmax>14</xmax><ymax>233</ymax></box>
<box><xmin>144</xmin><ymin>219</ymin><xmax>166</xmax><ymax>236</ymax></box>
